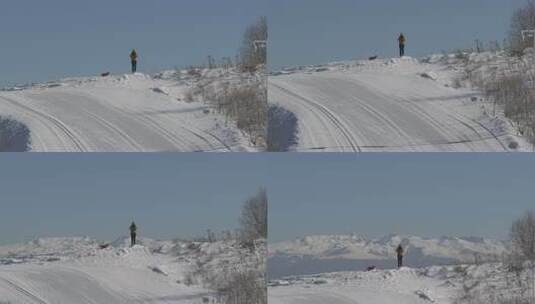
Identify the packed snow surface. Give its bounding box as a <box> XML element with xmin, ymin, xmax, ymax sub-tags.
<box><xmin>0</xmin><ymin>236</ymin><xmax>253</xmax><ymax>303</ymax></box>
<box><xmin>269</xmin><ymin>55</ymin><xmax>527</xmax><ymax>151</ymax></box>
<box><xmin>0</xmin><ymin>68</ymin><xmax>258</xmax><ymax>152</ymax></box>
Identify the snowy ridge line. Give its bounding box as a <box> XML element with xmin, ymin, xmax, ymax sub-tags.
<box><xmin>271</xmin><ymin>83</ymin><xmax>361</xmax><ymax>152</ymax></box>
<box><xmin>0</xmin><ymin>96</ymin><xmax>88</xmax><ymax>151</ymax></box>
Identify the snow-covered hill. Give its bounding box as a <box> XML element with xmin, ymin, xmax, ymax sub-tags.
<box><xmin>0</xmin><ymin>68</ymin><xmax>262</xmax><ymax>152</ymax></box>
<box><xmin>269</xmin><ymin>53</ymin><xmax>528</xmax><ymax>152</ymax></box>
<box><xmin>0</xmin><ymin>236</ymin><xmax>264</xmax><ymax>303</ymax></box>
<box><xmin>269</xmin><ymin>235</ymin><xmax>507</xmax><ymax>278</ymax></box>
<box><xmin>269</xmin><ymin>263</ymin><xmax>520</xmax><ymax>304</ymax></box>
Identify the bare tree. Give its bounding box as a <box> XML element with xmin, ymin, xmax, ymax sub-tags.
<box><xmin>239</xmin><ymin>17</ymin><xmax>268</xmax><ymax>72</ymax></box>
<box><xmin>510</xmin><ymin>210</ymin><xmax>535</xmax><ymax>303</ymax></box>
<box><xmin>510</xmin><ymin>0</ymin><xmax>535</xmax><ymax>55</ymax></box>
<box><xmin>239</xmin><ymin>188</ymin><xmax>268</xmax><ymax>247</ymax></box>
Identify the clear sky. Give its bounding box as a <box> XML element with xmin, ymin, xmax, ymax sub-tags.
<box><xmin>3</xmin><ymin>154</ymin><xmax>534</xmax><ymax>245</ymax></box>
<box><xmin>0</xmin><ymin>0</ymin><xmax>266</xmax><ymax>87</ymax></box>
<box><xmin>0</xmin><ymin>154</ymin><xmax>269</xmax><ymax>245</ymax></box>
<box><xmin>269</xmin><ymin>0</ymin><xmax>527</xmax><ymax>70</ymax></box>
<box><xmin>267</xmin><ymin>154</ymin><xmax>535</xmax><ymax>242</ymax></box>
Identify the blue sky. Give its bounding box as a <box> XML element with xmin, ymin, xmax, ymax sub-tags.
<box><xmin>0</xmin><ymin>154</ymin><xmax>269</xmax><ymax>245</ymax></box>
<box><xmin>267</xmin><ymin>154</ymin><xmax>535</xmax><ymax>242</ymax></box>
<box><xmin>269</xmin><ymin>0</ymin><xmax>527</xmax><ymax>69</ymax></box>
<box><xmin>2</xmin><ymin>154</ymin><xmax>534</xmax><ymax>245</ymax></box>
<box><xmin>0</xmin><ymin>0</ymin><xmax>266</xmax><ymax>87</ymax></box>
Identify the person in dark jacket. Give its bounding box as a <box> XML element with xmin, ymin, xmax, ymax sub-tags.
<box><xmin>130</xmin><ymin>49</ymin><xmax>138</xmax><ymax>73</ymax></box>
<box><xmin>130</xmin><ymin>221</ymin><xmax>137</xmax><ymax>247</ymax></box>
<box><xmin>396</xmin><ymin>244</ymin><xmax>404</xmax><ymax>268</ymax></box>
<box><xmin>398</xmin><ymin>33</ymin><xmax>406</xmax><ymax>57</ymax></box>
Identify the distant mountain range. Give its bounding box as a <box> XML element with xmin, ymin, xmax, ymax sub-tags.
<box><xmin>268</xmin><ymin>234</ymin><xmax>508</xmax><ymax>278</ymax></box>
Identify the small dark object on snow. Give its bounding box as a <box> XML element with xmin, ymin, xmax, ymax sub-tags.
<box><xmin>470</xmin><ymin>96</ymin><xmax>478</xmax><ymax>102</ymax></box>
<box><xmin>101</xmin><ymin>72</ymin><xmax>110</xmax><ymax>77</ymax></box>
<box><xmin>203</xmin><ymin>109</ymin><xmax>210</xmax><ymax>114</ymax></box>
<box><xmin>368</xmin><ymin>56</ymin><xmax>378</xmax><ymax>61</ymax></box>
<box><xmin>366</xmin><ymin>266</ymin><xmax>377</xmax><ymax>271</ymax></box>
<box><xmin>99</xmin><ymin>243</ymin><xmax>110</xmax><ymax>249</ymax></box>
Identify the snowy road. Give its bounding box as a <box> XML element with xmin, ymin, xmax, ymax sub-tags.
<box><xmin>0</xmin><ymin>73</ymin><xmax>252</xmax><ymax>152</ymax></box>
<box><xmin>269</xmin><ymin>58</ymin><xmax>516</xmax><ymax>152</ymax></box>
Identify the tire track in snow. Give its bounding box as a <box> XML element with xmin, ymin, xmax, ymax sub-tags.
<box><xmin>271</xmin><ymin>83</ymin><xmax>361</xmax><ymax>152</ymax></box>
<box><xmin>342</xmin><ymin>77</ymin><xmax>483</xmax><ymax>150</ymax></box>
<box><xmin>400</xmin><ymin>86</ymin><xmax>508</xmax><ymax>151</ymax></box>
<box><xmin>0</xmin><ymin>277</ymin><xmax>49</xmax><ymax>304</ymax></box>
<box><xmin>273</xmin><ymin>69</ymin><xmax>509</xmax><ymax>151</ymax></box>
<box><xmin>0</xmin><ymin>96</ymin><xmax>88</xmax><ymax>151</ymax></box>
<box><xmin>81</xmin><ymin>109</ymin><xmax>145</xmax><ymax>151</ymax></box>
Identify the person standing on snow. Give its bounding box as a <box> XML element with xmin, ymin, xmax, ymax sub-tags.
<box><xmin>398</xmin><ymin>33</ymin><xmax>406</xmax><ymax>57</ymax></box>
<box><xmin>396</xmin><ymin>244</ymin><xmax>404</xmax><ymax>268</ymax></box>
<box><xmin>129</xmin><ymin>221</ymin><xmax>137</xmax><ymax>247</ymax></box>
<box><xmin>130</xmin><ymin>49</ymin><xmax>138</xmax><ymax>73</ymax></box>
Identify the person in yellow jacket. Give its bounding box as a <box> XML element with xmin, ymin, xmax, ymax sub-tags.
<box><xmin>398</xmin><ymin>33</ymin><xmax>406</xmax><ymax>57</ymax></box>
<box><xmin>130</xmin><ymin>49</ymin><xmax>138</xmax><ymax>73</ymax></box>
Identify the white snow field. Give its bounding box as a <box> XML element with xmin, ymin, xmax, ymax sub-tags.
<box><xmin>269</xmin><ymin>263</ymin><xmax>517</xmax><ymax>304</ymax></box>
<box><xmin>269</xmin><ymin>55</ymin><xmax>528</xmax><ymax>152</ymax></box>
<box><xmin>0</xmin><ymin>237</ymin><xmax>262</xmax><ymax>303</ymax></box>
<box><xmin>0</xmin><ymin>68</ymin><xmax>262</xmax><ymax>152</ymax></box>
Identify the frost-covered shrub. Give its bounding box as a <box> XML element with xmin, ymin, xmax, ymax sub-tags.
<box><xmin>218</xmin><ymin>269</ymin><xmax>267</xmax><ymax>304</ymax></box>
<box><xmin>182</xmin><ymin>75</ymin><xmax>267</xmax><ymax>148</ymax></box>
